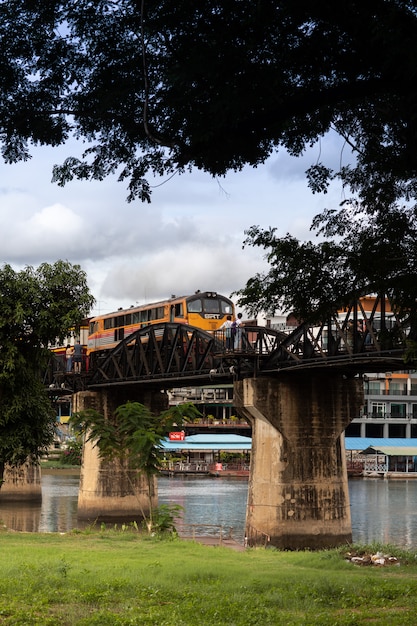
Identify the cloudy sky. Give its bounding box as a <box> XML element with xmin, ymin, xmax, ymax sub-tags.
<box><xmin>0</xmin><ymin>130</ymin><xmax>351</xmax><ymax>318</ymax></box>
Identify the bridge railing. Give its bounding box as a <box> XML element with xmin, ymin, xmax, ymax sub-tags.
<box><xmin>45</xmin><ymin>293</ymin><xmax>416</xmax><ymax>389</ymax></box>
<box><xmin>214</xmin><ymin>293</ymin><xmax>413</xmax><ymax>368</ymax></box>
<box><xmin>244</xmin><ymin>524</ymin><xmax>271</xmax><ymax>548</ymax></box>
<box><xmin>176</xmin><ymin>523</ymin><xmax>235</xmax><ymax>544</ymax></box>
<box><xmin>213</xmin><ymin>327</ymin><xmax>286</xmax><ymax>355</ymax></box>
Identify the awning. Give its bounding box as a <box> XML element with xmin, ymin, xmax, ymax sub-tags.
<box><xmin>361</xmin><ymin>446</ymin><xmax>417</xmax><ymax>456</ymax></box>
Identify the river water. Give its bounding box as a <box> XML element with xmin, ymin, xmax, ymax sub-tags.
<box><xmin>1</xmin><ymin>473</ymin><xmax>417</xmax><ymax>548</ymax></box>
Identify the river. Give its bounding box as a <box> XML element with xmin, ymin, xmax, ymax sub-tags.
<box><xmin>1</xmin><ymin>473</ymin><xmax>417</xmax><ymax>548</ymax></box>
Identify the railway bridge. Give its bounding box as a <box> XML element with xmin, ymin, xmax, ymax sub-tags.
<box><xmin>47</xmin><ymin>293</ymin><xmax>416</xmax><ymax>549</ymax></box>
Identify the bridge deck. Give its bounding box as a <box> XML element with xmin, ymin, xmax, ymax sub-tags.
<box><xmin>45</xmin><ymin>293</ymin><xmax>415</xmax><ymax>390</ymax></box>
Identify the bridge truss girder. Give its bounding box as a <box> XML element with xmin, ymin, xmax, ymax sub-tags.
<box><xmin>45</xmin><ymin>292</ymin><xmax>416</xmax><ymax>393</ymax></box>
<box><xmin>88</xmin><ymin>323</ymin><xmax>225</xmax><ymax>388</ymax></box>
<box><xmin>259</xmin><ymin>292</ymin><xmax>413</xmax><ymax>374</ymax></box>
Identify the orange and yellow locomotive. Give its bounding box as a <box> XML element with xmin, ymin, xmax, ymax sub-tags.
<box><xmin>87</xmin><ymin>291</ymin><xmax>235</xmax><ymax>358</ymax></box>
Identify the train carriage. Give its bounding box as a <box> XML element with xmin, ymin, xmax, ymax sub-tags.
<box><xmin>87</xmin><ymin>291</ymin><xmax>235</xmax><ymax>359</ymax></box>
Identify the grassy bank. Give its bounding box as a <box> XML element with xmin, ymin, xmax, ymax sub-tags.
<box><xmin>0</xmin><ymin>530</ymin><xmax>416</xmax><ymax>625</ymax></box>
<box><xmin>40</xmin><ymin>460</ymin><xmax>80</xmax><ymax>471</ymax></box>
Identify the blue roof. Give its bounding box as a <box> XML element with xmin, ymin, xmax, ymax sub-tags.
<box><xmin>162</xmin><ymin>435</ymin><xmax>417</xmax><ymax>452</ymax></box>
<box><xmin>162</xmin><ymin>433</ymin><xmax>252</xmax><ymax>451</ymax></box>
<box><xmin>345</xmin><ymin>437</ymin><xmax>417</xmax><ymax>451</ymax></box>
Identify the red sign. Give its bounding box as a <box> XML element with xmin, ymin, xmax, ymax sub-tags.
<box><xmin>169</xmin><ymin>431</ymin><xmax>185</xmax><ymax>441</ymax></box>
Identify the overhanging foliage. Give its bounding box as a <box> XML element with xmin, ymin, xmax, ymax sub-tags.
<box><xmin>0</xmin><ymin>1</ymin><xmax>416</xmax><ymax>210</ymax></box>
<box><xmin>2</xmin><ymin>3</ymin><xmax>417</xmax><ymax>313</ymax></box>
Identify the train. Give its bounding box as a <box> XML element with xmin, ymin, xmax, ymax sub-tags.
<box><xmin>87</xmin><ymin>290</ymin><xmax>236</xmax><ymax>360</ymax></box>
<box><xmin>49</xmin><ymin>292</ymin><xmax>235</xmax><ymax>373</ymax></box>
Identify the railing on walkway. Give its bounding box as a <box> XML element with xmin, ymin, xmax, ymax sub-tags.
<box><xmin>361</xmin><ymin>413</ymin><xmax>417</xmax><ymax>420</ymax></box>
<box><xmin>244</xmin><ymin>525</ymin><xmax>271</xmax><ymax>548</ymax></box>
<box><xmin>161</xmin><ymin>462</ymin><xmax>250</xmax><ymax>475</ymax></box>
<box><xmin>212</xmin><ymin>463</ymin><xmax>250</xmax><ymax>472</ymax></box>
<box><xmin>364</xmin><ymin>459</ymin><xmax>389</xmax><ymax>473</ymax></box>
<box><xmin>161</xmin><ymin>462</ymin><xmax>209</xmax><ymax>474</ymax></box>
<box><xmin>176</xmin><ymin>523</ymin><xmax>234</xmax><ymax>545</ymax></box>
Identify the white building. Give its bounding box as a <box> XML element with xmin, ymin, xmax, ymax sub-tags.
<box><xmin>346</xmin><ymin>371</ymin><xmax>417</xmax><ymax>439</ymax></box>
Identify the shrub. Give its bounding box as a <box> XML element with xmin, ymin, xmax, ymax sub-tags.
<box><xmin>148</xmin><ymin>504</ymin><xmax>184</xmax><ymax>535</ymax></box>
<box><xmin>59</xmin><ymin>440</ymin><xmax>82</xmax><ymax>465</ymax></box>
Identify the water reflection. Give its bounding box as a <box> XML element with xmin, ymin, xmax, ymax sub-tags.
<box><xmin>158</xmin><ymin>476</ymin><xmax>417</xmax><ymax>548</ymax></box>
<box><xmin>0</xmin><ymin>472</ymin><xmax>79</xmax><ymax>533</ymax></box>
<box><xmin>38</xmin><ymin>473</ymin><xmax>80</xmax><ymax>532</ymax></box>
<box><xmin>349</xmin><ymin>478</ymin><xmax>417</xmax><ymax>548</ymax></box>
<box><xmin>0</xmin><ymin>502</ymin><xmax>41</xmax><ymax>533</ymax></box>
<box><xmin>2</xmin><ymin>472</ymin><xmax>417</xmax><ymax>548</ymax></box>
<box><xmin>158</xmin><ymin>475</ymin><xmax>249</xmax><ymax>542</ymax></box>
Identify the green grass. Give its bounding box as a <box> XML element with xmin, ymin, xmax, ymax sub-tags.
<box><xmin>40</xmin><ymin>460</ymin><xmax>80</xmax><ymax>470</ymax></box>
<box><xmin>0</xmin><ymin>530</ymin><xmax>416</xmax><ymax>625</ymax></box>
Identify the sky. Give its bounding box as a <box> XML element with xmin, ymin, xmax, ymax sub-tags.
<box><xmin>0</xmin><ymin>131</ymin><xmax>352</xmax><ymax>319</ymax></box>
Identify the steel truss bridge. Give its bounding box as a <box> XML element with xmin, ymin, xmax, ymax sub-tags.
<box><xmin>45</xmin><ymin>293</ymin><xmax>416</xmax><ymax>394</ymax></box>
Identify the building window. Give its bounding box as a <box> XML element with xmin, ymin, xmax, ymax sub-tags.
<box><xmin>389</xmin><ymin>423</ymin><xmax>407</xmax><ymax>438</ymax></box>
<box><xmin>390</xmin><ymin>403</ymin><xmax>406</xmax><ymax>418</ymax></box>
<box><xmin>368</xmin><ymin>382</ymin><xmax>382</xmax><ymax>395</ymax></box>
<box><xmin>345</xmin><ymin>423</ymin><xmax>361</xmax><ymax>437</ymax></box>
<box><xmin>366</xmin><ymin>423</ymin><xmax>384</xmax><ymax>437</ymax></box>
<box><xmin>389</xmin><ymin>382</ymin><xmax>406</xmax><ymax>395</ymax></box>
<box><xmin>371</xmin><ymin>402</ymin><xmax>386</xmax><ymax>417</ymax></box>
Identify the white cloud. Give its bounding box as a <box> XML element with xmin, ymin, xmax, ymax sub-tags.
<box><xmin>94</xmin><ymin>236</ymin><xmax>267</xmax><ymax>312</ymax></box>
<box><xmin>0</xmin><ymin>137</ymin><xmax>340</xmax><ymax>316</ymax></box>
<box><xmin>29</xmin><ymin>203</ymin><xmax>83</xmax><ymax>238</ymax></box>
<box><xmin>0</xmin><ymin>203</ymin><xmax>85</xmax><ymax>264</ymax></box>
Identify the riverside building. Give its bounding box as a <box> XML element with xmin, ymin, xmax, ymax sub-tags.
<box><xmin>345</xmin><ymin>371</ymin><xmax>417</xmax><ymax>440</ymax></box>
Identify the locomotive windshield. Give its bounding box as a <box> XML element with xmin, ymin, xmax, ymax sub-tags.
<box><xmin>187</xmin><ymin>295</ymin><xmax>233</xmax><ymax>315</ymax></box>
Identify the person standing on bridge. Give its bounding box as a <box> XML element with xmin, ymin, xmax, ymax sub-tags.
<box><xmin>65</xmin><ymin>344</ymin><xmax>74</xmax><ymax>373</ymax></box>
<box><xmin>73</xmin><ymin>340</ymin><xmax>83</xmax><ymax>374</ymax></box>
<box><xmin>233</xmin><ymin>313</ymin><xmax>244</xmax><ymax>350</ymax></box>
<box><xmin>220</xmin><ymin>315</ymin><xmax>233</xmax><ymax>351</ymax></box>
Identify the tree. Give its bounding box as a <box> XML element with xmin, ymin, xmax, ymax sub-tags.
<box><xmin>71</xmin><ymin>401</ymin><xmax>201</xmax><ymax>532</ymax></box>
<box><xmin>234</xmin><ymin>207</ymin><xmax>417</xmax><ymax>323</ymax></box>
<box><xmin>0</xmin><ymin>1</ymin><xmax>416</xmax><ymax>208</ymax></box>
<box><xmin>2</xmin><ymin>3</ymin><xmax>417</xmax><ymax>310</ymax></box>
<box><xmin>0</xmin><ymin>261</ymin><xmax>95</xmax><ymax>486</ymax></box>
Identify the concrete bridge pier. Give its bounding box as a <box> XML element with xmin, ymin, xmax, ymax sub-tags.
<box><xmin>74</xmin><ymin>389</ymin><xmax>168</xmax><ymax>523</ymax></box>
<box><xmin>0</xmin><ymin>462</ymin><xmax>42</xmax><ymax>502</ymax></box>
<box><xmin>234</xmin><ymin>374</ymin><xmax>364</xmax><ymax>549</ymax></box>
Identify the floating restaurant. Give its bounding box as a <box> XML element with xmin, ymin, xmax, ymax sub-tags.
<box><xmin>161</xmin><ymin>433</ymin><xmax>251</xmax><ymax>476</ymax></box>
<box><xmin>161</xmin><ymin>433</ymin><xmax>417</xmax><ymax>479</ymax></box>
<box><xmin>345</xmin><ymin>437</ymin><xmax>417</xmax><ymax>477</ymax></box>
